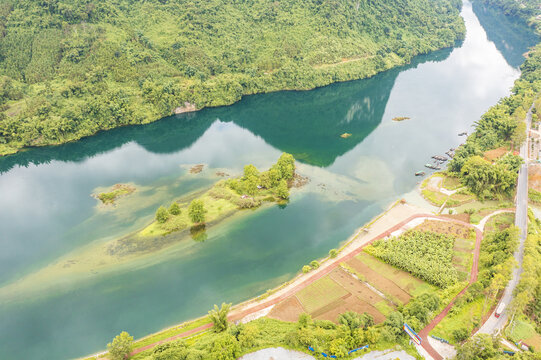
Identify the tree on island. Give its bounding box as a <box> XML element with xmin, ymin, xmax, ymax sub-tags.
<box><xmin>276</xmin><ymin>179</ymin><xmax>290</xmax><ymax>199</ymax></box>
<box><xmin>107</xmin><ymin>331</ymin><xmax>133</xmax><ymax>360</ymax></box>
<box><xmin>276</xmin><ymin>153</ymin><xmax>295</xmax><ymax>180</ymax></box>
<box><xmin>188</xmin><ymin>199</ymin><xmax>207</xmax><ymax>223</ymax></box>
<box><xmin>169</xmin><ymin>202</ymin><xmax>181</xmax><ymax>215</ymax></box>
<box><xmin>156</xmin><ymin>206</ymin><xmax>169</xmax><ymax>223</ymax></box>
<box><xmin>208</xmin><ymin>303</ymin><xmax>231</xmax><ymax>332</ymax></box>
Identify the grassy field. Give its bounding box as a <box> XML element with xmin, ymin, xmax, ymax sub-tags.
<box><xmin>420</xmin><ymin>173</ymin><xmax>473</xmax><ymax>208</ymax></box>
<box><xmin>430</xmin><ymin>297</ymin><xmax>486</xmax><ymax>344</ymax></box>
<box><xmin>442</xmin><ymin>174</ymin><xmax>463</xmax><ymax>191</ymax></box>
<box><xmin>296</xmin><ymin>277</ymin><xmax>349</xmax><ymax>314</ymax></box>
<box><xmin>506</xmin><ymin>318</ymin><xmax>541</xmax><ymax>351</ymax></box>
<box><xmin>484</xmin><ymin>212</ymin><xmax>515</xmax><ymax>233</ymax></box>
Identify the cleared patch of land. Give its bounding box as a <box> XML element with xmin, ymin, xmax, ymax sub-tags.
<box><xmin>484</xmin><ymin>146</ymin><xmax>509</xmax><ymax>162</ymax></box>
<box><xmin>268</xmin><ymin>296</ymin><xmax>305</xmax><ymax>322</ymax></box>
<box><xmin>346</xmin><ymin>255</ymin><xmax>411</xmax><ymax>304</ymax></box>
<box><xmin>295</xmin><ymin>277</ymin><xmax>349</xmax><ymax>314</ymax></box>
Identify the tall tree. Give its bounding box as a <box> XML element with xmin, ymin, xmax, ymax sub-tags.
<box><xmin>208</xmin><ymin>303</ymin><xmax>231</xmax><ymax>332</ymax></box>
<box><xmin>107</xmin><ymin>331</ymin><xmax>133</xmax><ymax>360</ymax></box>
<box><xmin>188</xmin><ymin>199</ymin><xmax>207</xmax><ymax>224</ymax></box>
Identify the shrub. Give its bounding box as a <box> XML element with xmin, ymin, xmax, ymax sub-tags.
<box><xmin>236</xmin><ymin>197</ymin><xmax>261</xmax><ymax>209</ymax></box>
<box><xmin>298</xmin><ymin>313</ymin><xmax>312</xmax><ymax>328</ymax></box>
<box><xmin>169</xmin><ymin>202</ymin><xmax>181</xmax><ymax>215</ymax></box>
<box><xmin>302</xmin><ymin>265</ymin><xmax>311</xmax><ymax>273</ymax></box>
<box><xmin>314</xmin><ymin>319</ymin><xmax>336</xmax><ymax>329</ymax></box>
<box><xmin>310</xmin><ymin>260</ymin><xmax>320</xmax><ymax>269</ymax></box>
<box><xmin>156</xmin><ymin>206</ymin><xmax>169</xmax><ymax>223</ymax></box>
<box><xmin>329</xmin><ymin>249</ymin><xmax>338</xmax><ymax>258</ymax></box>
<box><xmin>188</xmin><ymin>199</ymin><xmax>207</xmax><ymax>223</ymax></box>
<box><xmin>453</xmin><ymin>327</ymin><xmax>470</xmax><ymax>342</ymax></box>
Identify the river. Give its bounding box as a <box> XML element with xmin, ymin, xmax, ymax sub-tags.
<box><xmin>0</xmin><ymin>2</ymin><xmax>536</xmax><ymax>359</ymax></box>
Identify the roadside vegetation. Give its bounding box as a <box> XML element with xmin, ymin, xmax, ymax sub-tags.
<box><xmin>503</xmin><ymin>210</ymin><xmax>541</xmax><ymax>352</ymax></box>
<box><xmin>116</xmin><ymin>297</ymin><xmax>439</xmax><ymax>360</ymax></box>
<box><xmin>446</xmin><ymin>14</ymin><xmax>541</xmax><ymax>200</ymax></box>
<box><xmin>430</xmin><ymin>213</ymin><xmax>518</xmax><ymax>344</ymax></box>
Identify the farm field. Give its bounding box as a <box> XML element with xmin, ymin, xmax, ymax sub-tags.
<box><xmin>506</xmin><ymin>319</ymin><xmax>541</xmax><ymax>352</ymax></box>
<box><xmin>414</xmin><ymin>220</ymin><xmax>475</xmax><ymax>281</ymax></box>
<box><xmin>269</xmin><ymin>219</ymin><xmax>478</xmax><ymax>332</ymax></box>
<box><xmin>268</xmin><ymin>267</ymin><xmax>393</xmax><ymax>324</ymax></box>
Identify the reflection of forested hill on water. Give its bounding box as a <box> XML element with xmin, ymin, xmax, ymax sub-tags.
<box><xmin>0</xmin><ymin>47</ymin><xmax>454</xmax><ymax>174</ymax></box>
<box><xmin>472</xmin><ymin>2</ymin><xmax>538</xmax><ymax>68</ymax></box>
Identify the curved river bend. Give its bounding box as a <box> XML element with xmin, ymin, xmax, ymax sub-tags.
<box><xmin>0</xmin><ymin>2</ymin><xmax>537</xmax><ymax>359</ymax></box>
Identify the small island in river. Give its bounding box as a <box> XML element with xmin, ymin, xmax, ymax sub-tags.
<box><xmin>139</xmin><ymin>153</ymin><xmax>298</xmax><ymax>240</ymax></box>
<box><xmin>392</xmin><ymin>116</ymin><xmax>410</xmax><ymax>122</ymax></box>
<box><xmin>93</xmin><ymin>184</ymin><xmax>136</xmax><ymax>205</ymax></box>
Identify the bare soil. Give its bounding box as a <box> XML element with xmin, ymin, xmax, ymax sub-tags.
<box><xmin>268</xmin><ymin>296</ymin><xmax>306</xmax><ymax>322</ymax></box>
<box><xmin>329</xmin><ymin>268</ymin><xmax>387</xmax><ymax>306</ymax></box>
<box><xmin>413</xmin><ymin>219</ymin><xmax>470</xmax><ymax>238</ymax></box>
<box><xmin>441</xmin><ymin>213</ymin><xmax>471</xmax><ymax>223</ymax></box>
<box><xmin>484</xmin><ymin>146</ymin><xmax>509</xmax><ymax>162</ymax></box>
<box><xmin>346</xmin><ymin>257</ymin><xmax>411</xmax><ymax>304</ymax></box>
<box><xmin>529</xmin><ymin>164</ymin><xmax>541</xmax><ymax>191</ymax></box>
<box><xmin>190</xmin><ymin>164</ymin><xmax>204</xmax><ymax>174</ymax></box>
<box><xmin>313</xmin><ymin>294</ymin><xmax>385</xmax><ymax>324</ymax></box>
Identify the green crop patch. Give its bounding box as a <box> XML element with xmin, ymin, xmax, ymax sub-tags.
<box><xmin>365</xmin><ymin>230</ymin><xmax>458</xmax><ymax>288</ymax></box>
<box><xmin>296</xmin><ymin>277</ymin><xmax>348</xmax><ymax>314</ymax></box>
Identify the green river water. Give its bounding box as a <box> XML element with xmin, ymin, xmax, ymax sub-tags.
<box><xmin>0</xmin><ymin>2</ymin><xmax>537</xmax><ymax>359</ymax></box>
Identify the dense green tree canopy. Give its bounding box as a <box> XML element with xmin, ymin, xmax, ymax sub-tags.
<box><xmin>106</xmin><ymin>331</ymin><xmax>133</xmax><ymax>360</ymax></box>
<box><xmin>0</xmin><ymin>0</ymin><xmax>465</xmax><ymax>155</ymax></box>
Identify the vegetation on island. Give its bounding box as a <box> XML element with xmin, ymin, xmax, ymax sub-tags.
<box><xmin>0</xmin><ymin>0</ymin><xmax>466</xmax><ymax>155</ymax></box>
<box><xmin>95</xmin><ymin>183</ymin><xmax>135</xmax><ymax>204</ymax></box>
<box><xmin>142</xmin><ymin>153</ymin><xmax>296</xmax><ymax>238</ymax></box>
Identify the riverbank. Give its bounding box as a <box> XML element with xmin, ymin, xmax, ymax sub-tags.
<box><xmin>83</xmin><ymin>199</ymin><xmax>434</xmax><ymax>359</ymax></box>
<box><xmin>0</xmin><ymin>0</ymin><xmax>467</xmax><ymax>157</ymax></box>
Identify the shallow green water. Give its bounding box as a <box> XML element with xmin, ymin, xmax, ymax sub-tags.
<box><xmin>0</xmin><ymin>2</ymin><xmax>536</xmax><ymax>359</ymax></box>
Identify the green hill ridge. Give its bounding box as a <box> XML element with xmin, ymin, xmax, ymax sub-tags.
<box><xmin>0</xmin><ymin>0</ymin><xmax>465</xmax><ymax>155</ymax></box>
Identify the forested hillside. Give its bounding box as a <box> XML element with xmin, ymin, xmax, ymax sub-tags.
<box><xmin>0</xmin><ymin>0</ymin><xmax>465</xmax><ymax>155</ymax></box>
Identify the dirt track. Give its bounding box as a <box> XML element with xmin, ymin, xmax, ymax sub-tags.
<box><xmin>130</xmin><ymin>205</ymin><xmax>495</xmax><ymax>357</ymax></box>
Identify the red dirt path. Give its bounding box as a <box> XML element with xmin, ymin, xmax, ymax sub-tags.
<box><xmin>129</xmin><ymin>214</ymin><xmax>482</xmax><ymax>358</ymax></box>
<box><xmin>417</xmin><ymin>224</ymin><xmax>483</xmax><ymax>360</ymax></box>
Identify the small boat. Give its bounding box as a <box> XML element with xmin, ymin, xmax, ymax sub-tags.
<box><xmin>449</xmin><ymin>148</ymin><xmax>455</xmax><ymax>151</ymax></box>
<box><xmin>425</xmin><ymin>163</ymin><xmax>441</xmax><ymax>170</ymax></box>
<box><xmin>415</xmin><ymin>171</ymin><xmax>426</xmax><ymax>176</ymax></box>
<box><xmin>458</xmin><ymin>132</ymin><xmax>467</xmax><ymax>136</ymax></box>
<box><xmin>431</xmin><ymin>155</ymin><xmax>447</xmax><ymax>161</ymax></box>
